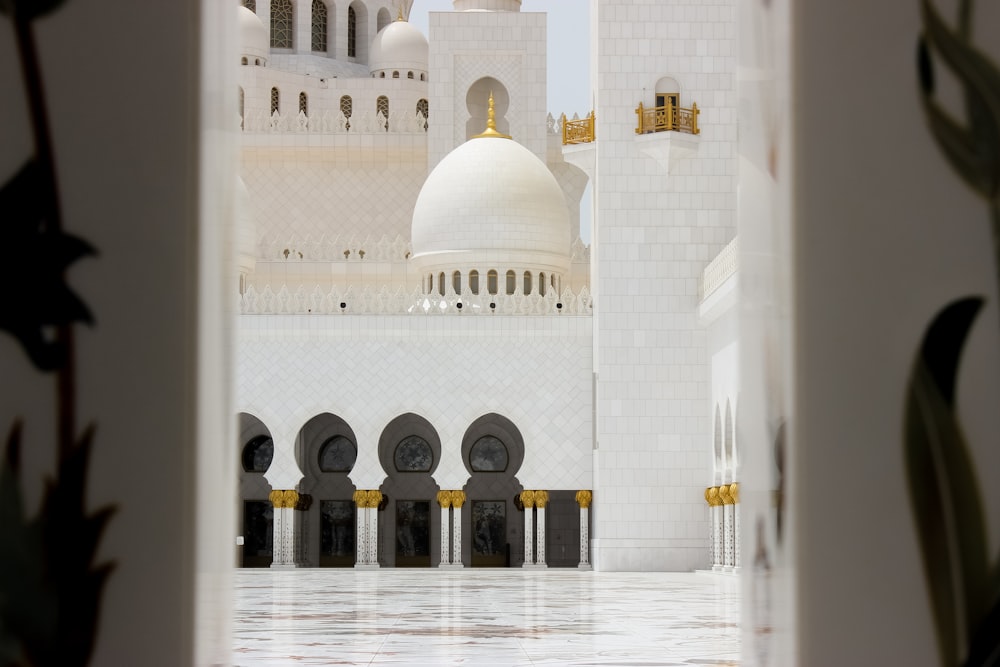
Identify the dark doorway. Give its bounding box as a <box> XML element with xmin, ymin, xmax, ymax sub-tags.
<box><xmin>242</xmin><ymin>500</ymin><xmax>273</xmax><ymax>567</ymax></box>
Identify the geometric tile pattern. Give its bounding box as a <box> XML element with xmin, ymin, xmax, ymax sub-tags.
<box><xmin>236</xmin><ymin>314</ymin><xmax>594</xmax><ymax>493</ymax></box>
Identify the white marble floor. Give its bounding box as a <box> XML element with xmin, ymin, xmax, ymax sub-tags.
<box><xmin>232</xmin><ymin>569</ymin><xmax>740</xmax><ymax>666</ymax></box>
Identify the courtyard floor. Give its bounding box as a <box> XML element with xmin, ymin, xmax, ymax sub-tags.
<box><xmin>232</xmin><ymin>569</ymin><xmax>740</xmax><ymax>666</ymax></box>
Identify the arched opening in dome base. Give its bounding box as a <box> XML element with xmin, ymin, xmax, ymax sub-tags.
<box><xmin>466</xmin><ymin>77</ymin><xmax>510</xmax><ymax>140</ymax></box>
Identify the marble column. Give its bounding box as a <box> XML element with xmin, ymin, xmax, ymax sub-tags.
<box><xmin>534</xmin><ymin>491</ymin><xmax>549</xmax><ymax>568</ymax></box>
<box><xmin>450</xmin><ymin>491</ymin><xmax>466</xmax><ymax>568</ymax></box>
<box><xmin>367</xmin><ymin>490</ymin><xmax>381</xmax><ymax>567</ymax></box>
<box><xmin>708</xmin><ymin>487</ymin><xmax>724</xmax><ymax>570</ymax></box>
<box><xmin>437</xmin><ymin>491</ymin><xmax>452</xmax><ymax>567</ymax></box>
<box><xmin>720</xmin><ymin>484</ymin><xmax>734</xmax><ymax>569</ymax></box>
<box><xmin>576</xmin><ymin>490</ymin><xmax>592</xmax><ymax>569</ymax></box>
<box><xmin>521</xmin><ymin>491</ymin><xmax>535</xmax><ymax>567</ymax></box>
<box><xmin>730</xmin><ymin>483</ymin><xmax>741</xmax><ymax>570</ymax></box>
<box><xmin>353</xmin><ymin>489</ymin><xmax>368</xmax><ymax>567</ymax></box>
<box><xmin>353</xmin><ymin>490</ymin><xmax>381</xmax><ymax>569</ymax></box>
<box><xmin>269</xmin><ymin>489</ymin><xmax>299</xmax><ymax>569</ymax></box>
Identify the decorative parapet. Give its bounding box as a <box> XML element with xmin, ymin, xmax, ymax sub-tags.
<box><xmin>570</xmin><ymin>237</ymin><xmax>590</xmax><ymax>262</ymax></box>
<box><xmin>561</xmin><ymin>112</ymin><xmax>595</xmax><ymax>145</ymax></box>
<box><xmin>635</xmin><ymin>101</ymin><xmax>700</xmax><ymax>135</ymax></box>
<box><xmin>240</xmin><ymin>109</ymin><xmax>428</xmax><ymax>134</ymax></box>
<box><xmin>700</xmin><ymin>236</ymin><xmax>739</xmax><ymax>301</ymax></box>
<box><xmin>239</xmin><ymin>284</ymin><xmax>593</xmax><ymax>316</ymax></box>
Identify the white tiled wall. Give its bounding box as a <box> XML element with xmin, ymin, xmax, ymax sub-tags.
<box><xmin>591</xmin><ymin>0</ymin><xmax>737</xmax><ymax>572</ymax></box>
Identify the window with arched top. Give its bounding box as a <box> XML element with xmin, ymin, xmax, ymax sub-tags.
<box><xmin>407</xmin><ymin>71</ymin><xmax>414</xmax><ymax>79</ymax></box>
<box><xmin>270</xmin><ymin>87</ymin><xmax>280</xmax><ymax>114</ymax></box>
<box><xmin>376</xmin><ymin>95</ymin><xmax>389</xmax><ymax>131</ymax></box>
<box><xmin>394</xmin><ymin>436</ymin><xmax>433</xmax><ymax>472</ymax></box>
<box><xmin>505</xmin><ymin>270</ymin><xmax>515</xmax><ymax>295</ymax></box>
<box><xmin>243</xmin><ymin>0</ymin><xmax>256</xmax><ymax>11</ymax></box>
<box><xmin>242</xmin><ymin>435</ymin><xmax>273</xmax><ymax>473</ymax></box>
<box><xmin>271</xmin><ymin>0</ymin><xmax>293</xmax><ymax>48</ymax></box>
<box><xmin>340</xmin><ymin>95</ymin><xmax>352</xmax><ymax>130</ymax></box>
<box><xmin>420</xmin><ymin>73</ymin><xmax>426</xmax><ymax>81</ymax></box>
<box><xmin>392</xmin><ymin>71</ymin><xmax>399</xmax><ymax>79</ymax></box>
<box><xmin>416</xmin><ymin>98</ymin><xmax>428</xmax><ymax>131</ymax></box>
<box><xmin>539</xmin><ymin>272</ymin><xmax>546</xmax><ymax>296</ymax></box>
<box><xmin>241</xmin><ymin>56</ymin><xmax>248</xmax><ymax>65</ymax></box>
<box><xmin>469</xmin><ymin>436</ymin><xmax>508</xmax><ymax>472</ymax></box>
<box><xmin>469</xmin><ymin>270</ymin><xmax>479</xmax><ymax>295</ymax></box>
<box><xmin>376</xmin><ymin>6</ymin><xmax>391</xmax><ymax>32</ymax></box>
<box><xmin>487</xmin><ymin>270</ymin><xmax>498</xmax><ymax>295</ymax></box>
<box><xmin>379</xmin><ymin>72</ymin><xmax>385</xmax><ymax>78</ymax></box>
<box><xmin>347</xmin><ymin>6</ymin><xmax>357</xmax><ymax>57</ymax></box>
<box><xmin>312</xmin><ymin>0</ymin><xmax>328</xmax><ymax>52</ymax></box>
<box><xmin>299</xmin><ymin>92</ymin><xmax>308</xmax><ymax>115</ymax></box>
<box><xmin>318</xmin><ymin>436</ymin><xmax>357</xmax><ymax>472</ymax></box>
<box><xmin>523</xmin><ymin>271</ymin><xmax>532</xmax><ymax>295</ymax></box>
<box><xmin>452</xmin><ymin>271</ymin><xmax>461</xmax><ymax>295</ymax></box>
<box><xmin>438</xmin><ymin>272</ymin><xmax>445</xmax><ymax>296</ymax></box>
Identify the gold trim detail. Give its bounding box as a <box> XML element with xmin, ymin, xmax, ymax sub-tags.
<box><xmin>353</xmin><ymin>489</ymin><xmax>369</xmax><ymax>508</ymax></box>
<box><xmin>730</xmin><ymin>483</ymin><xmax>740</xmax><ymax>504</ymax></box>
<box><xmin>366</xmin><ymin>490</ymin><xmax>383</xmax><ymax>508</ymax></box>
<box><xmin>534</xmin><ymin>490</ymin><xmax>549</xmax><ymax>508</ymax></box>
<box><xmin>473</xmin><ymin>92</ymin><xmax>511</xmax><ymax>140</ymax></box>
<box><xmin>450</xmin><ymin>490</ymin><xmax>466</xmax><ymax>508</ymax></box>
<box><xmin>719</xmin><ymin>485</ymin><xmax>734</xmax><ymax>506</ymax></box>
<box><xmin>269</xmin><ymin>489</ymin><xmax>299</xmax><ymax>509</ymax></box>
<box><xmin>635</xmin><ymin>100</ymin><xmax>700</xmax><ymax>135</ymax></box>
<box><xmin>520</xmin><ymin>490</ymin><xmax>536</xmax><ymax>508</ymax></box>
<box><xmin>562</xmin><ymin>111</ymin><xmax>596</xmax><ymax>145</ymax></box>
<box><xmin>437</xmin><ymin>490</ymin><xmax>452</xmax><ymax>508</ymax></box>
<box><xmin>575</xmin><ymin>490</ymin><xmax>593</xmax><ymax>508</ymax></box>
<box><xmin>707</xmin><ymin>487</ymin><xmax>721</xmax><ymax>507</ymax></box>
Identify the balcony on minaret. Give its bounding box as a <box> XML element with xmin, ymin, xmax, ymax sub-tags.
<box><xmin>561</xmin><ymin>112</ymin><xmax>595</xmax><ymax>145</ymax></box>
<box><xmin>634</xmin><ymin>99</ymin><xmax>701</xmax><ymax>174</ymax></box>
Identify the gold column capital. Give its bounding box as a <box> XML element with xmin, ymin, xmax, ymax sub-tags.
<box><xmin>366</xmin><ymin>490</ymin><xmax>383</xmax><ymax>509</ymax></box>
<box><xmin>437</xmin><ymin>490</ymin><xmax>452</xmax><ymax>508</ymax></box>
<box><xmin>269</xmin><ymin>489</ymin><xmax>299</xmax><ymax>509</ymax></box>
<box><xmin>719</xmin><ymin>484</ymin><xmax>734</xmax><ymax>506</ymax></box>
<box><xmin>450</xmin><ymin>490</ymin><xmax>466</xmax><ymax>508</ymax></box>
<box><xmin>707</xmin><ymin>487</ymin><xmax>721</xmax><ymax>507</ymax></box>
<box><xmin>729</xmin><ymin>482</ymin><xmax>740</xmax><ymax>504</ymax></box>
<box><xmin>353</xmin><ymin>489</ymin><xmax>369</xmax><ymax>508</ymax></box>
<box><xmin>520</xmin><ymin>490</ymin><xmax>536</xmax><ymax>508</ymax></box>
<box><xmin>575</xmin><ymin>490</ymin><xmax>593</xmax><ymax>508</ymax></box>
<box><xmin>534</xmin><ymin>490</ymin><xmax>549</xmax><ymax>508</ymax></box>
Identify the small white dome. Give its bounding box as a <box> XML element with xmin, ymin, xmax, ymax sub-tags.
<box><xmin>411</xmin><ymin>136</ymin><xmax>570</xmax><ymax>276</ymax></box>
<box><xmin>369</xmin><ymin>18</ymin><xmax>428</xmax><ymax>76</ymax></box>
<box><xmin>238</xmin><ymin>6</ymin><xmax>268</xmax><ymax>64</ymax></box>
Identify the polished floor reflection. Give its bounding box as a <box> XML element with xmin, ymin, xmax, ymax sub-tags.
<box><xmin>232</xmin><ymin>569</ymin><xmax>740</xmax><ymax>666</ymax></box>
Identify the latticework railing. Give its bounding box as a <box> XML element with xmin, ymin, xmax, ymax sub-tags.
<box><xmin>561</xmin><ymin>112</ymin><xmax>595</xmax><ymax>145</ymax></box>
<box><xmin>635</xmin><ymin>102</ymin><xmax>700</xmax><ymax>135</ymax></box>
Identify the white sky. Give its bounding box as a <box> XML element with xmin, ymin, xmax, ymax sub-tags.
<box><xmin>406</xmin><ymin>1</ymin><xmax>594</xmax><ymax>242</ymax></box>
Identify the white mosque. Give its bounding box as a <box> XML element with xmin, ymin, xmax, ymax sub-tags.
<box><xmin>234</xmin><ymin>0</ymin><xmax>741</xmax><ymax>573</ymax></box>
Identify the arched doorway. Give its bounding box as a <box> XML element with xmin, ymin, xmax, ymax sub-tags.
<box><xmin>460</xmin><ymin>414</ymin><xmax>525</xmax><ymax>567</ymax></box>
<box><xmin>294</xmin><ymin>413</ymin><xmax>359</xmax><ymax>567</ymax></box>
<box><xmin>238</xmin><ymin>412</ymin><xmax>274</xmax><ymax>568</ymax></box>
<box><xmin>377</xmin><ymin>413</ymin><xmax>442</xmax><ymax>567</ymax></box>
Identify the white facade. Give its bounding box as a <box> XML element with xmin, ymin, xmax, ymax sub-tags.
<box><xmin>235</xmin><ymin>0</ymin><xmax>740</xmax><ymax>572</ymax></box>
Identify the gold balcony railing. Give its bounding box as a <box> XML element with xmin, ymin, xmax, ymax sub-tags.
<box><xmin>562</xmin><ymin>111</ymin><xmax>596</xmax><ymax>145</ymax></box>
<box><xmin>634</xmin><ymin>101</ymin><xmax>700</xmax><ymax>135</ymax></box>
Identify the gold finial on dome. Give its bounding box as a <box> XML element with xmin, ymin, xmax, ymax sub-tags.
<box><xmin>397</xmin><ymin>3</ymin><xmax>404</xmax><ymax>20</ymax></box>
<box><xmin>473</xmin><ymin>91</ymin><xmax>512</xmax><ymax>139</ymax></box>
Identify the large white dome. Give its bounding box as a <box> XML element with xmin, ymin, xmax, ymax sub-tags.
<box><xmin>238</xmin><ymin>5</ymin><xmax>268</xmax><ymax>65</ymax></box>
<box><xmin>369</xmin><ymin>17</ymin><xmax>428</xmax><ymax>77</ymax></box>
<box><xmin>411</xmin><ymin>135</ymin><xmax>571</xmax><ymax>277</ymax></box>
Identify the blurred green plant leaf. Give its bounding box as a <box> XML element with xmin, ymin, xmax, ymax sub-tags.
<box><xmin>918</xmin><ymin>0</ymin><xmax>1000</xmax><ymax>201</ymax></box>
<box><xmin>0</xmin><ymin>159</ymin><xmax>95</xmax><ymax>372</ymax></box>
<box><xmin>0</xmin><ymin>0</ymin><xmax>67</xmax><ymax>21</ymax></box>
<box><xmin>905</xmin><ymin>297</ymin><xmax>993</xmax><ymax>667</ymax></box>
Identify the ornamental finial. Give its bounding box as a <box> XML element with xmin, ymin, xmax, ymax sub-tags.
<box><xmin>473</xmin><ymin>91</ymin><xmax>511</xmax><ymax>139</ymax></box>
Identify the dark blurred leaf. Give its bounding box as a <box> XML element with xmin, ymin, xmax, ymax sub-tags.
<box><xmin>965</xmin><ymin>595</ymin><xmax>1000</xmax><ymax>666</ymax></box>
<box><xmin>905</xmin><ymin>297</ymin><xmax>991</xmax><ymax>667</ymax></box>
<box><xmin>0</xmin><ymin>0</ymin><xmax>67</xmax><ymax>20</ymax></box>
<box><xmin>0</xmin><ymin>422</ymin><xmax>58</xmax><ymax>666</ymax></box>
<box><xmin>919</xmin><ymin>0</ymin><xmax>1000</xmax><ymax>199</ymax></box>
<box><xmin>0</xmin><ymin>160</ymin><xmax>95</xmax><ymax>371</ymax></box>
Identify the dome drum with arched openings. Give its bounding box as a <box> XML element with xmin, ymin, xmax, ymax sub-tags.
<box><xmin>410</xmin><ymin>96</ymin><xmax>571</xmax><ymax>282</ymax></box>
<box><xmin>238</xmin><ymin>5</ymin><xmax>269</xmax><ymax>65</ymax></box>
<box><xmin>368</xmin><ymin>11</ymin><xmax>429</xmax><ymax>79</ymax></box>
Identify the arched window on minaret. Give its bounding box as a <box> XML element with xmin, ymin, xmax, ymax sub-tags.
<box><xmin>376</xmin><ymin>6</ymin><xmax>391</xmax><ymax>32</ymax></box>
<box><xmin>376</xmin><ymin>95</ymin><xmax>389</xmax><ymax>131</ymax></box>
<box><xmin>487</xmin><ymin>270</ymin><xmax>498</xmax><ymax>295</ymax></box>
<box><xmin>416</xmin><ymin>98</ymin><xmax>428</xmax><ymax>131</ymax></box>
<box><xmin>340</xmin><ymin>95</ymin><xmax>352</xmax><ymax>130</ymax></box>
<box><xmin>299</xmin><ymin>92</ymin><xmax>308</xmax><ymax>116</ymax></box>
<box><xmin>505</xmin><ymin>270</ymin><xmax>515</xmax><ymax>295</ymax></box>
<box><xmin>271</xmin><ymin>0</ymin><xmax>293</xmax><ymax>48</ymax></box>
<box><xmin>469</xmin><ymin>270</ymin><xmax>480</xmax><ymax>295</ymax></box>
<box><xmin>312</xmin><ymin>0</ymin><xmax>328</xmax><ymax>53</ymax></box>
<box><xmin>347</xmin><ymin>6</ymin><xmax>357</xmax><ymax>57</ymax></box>
<box><xmin>270</xmin><ymin>87</ymin><xmax>280</xmax><ymax>115</ymax></box>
